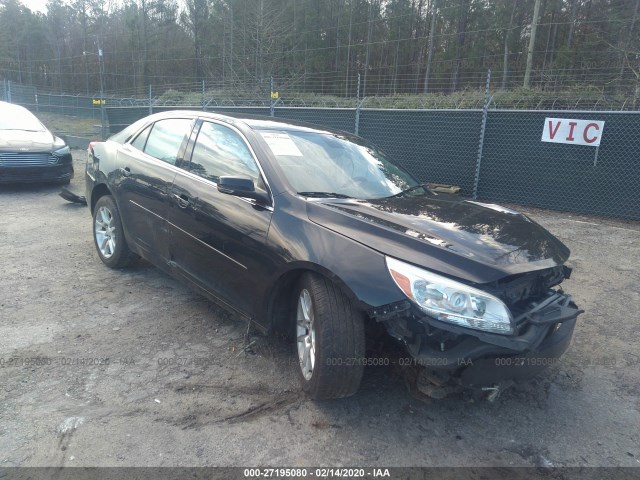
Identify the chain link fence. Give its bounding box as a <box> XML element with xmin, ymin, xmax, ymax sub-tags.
<box><xmin>2</xmin><ymin>76</ymin><xmax>638</xmax><ymax>221</ymax></box>
<box><xmin>2</xmin><ymin>79</ymin><xmax>104</xmax><ymax>119</ymax></box>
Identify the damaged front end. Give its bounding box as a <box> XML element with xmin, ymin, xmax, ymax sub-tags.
<box><xmin>371</xmin><ymin>261</ymin><xmax>583</xmax><ymax>396</ymax></box>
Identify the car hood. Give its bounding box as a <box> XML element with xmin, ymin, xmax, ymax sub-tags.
<box><xmin>306</xmin><ymin>193</ymin><xmax>570</xmax><ymax>284</ymax></box>
<box><xmin>0</xmin><ymin>130</ymin><xmax>56</xmax><ymax>152</ymax></box>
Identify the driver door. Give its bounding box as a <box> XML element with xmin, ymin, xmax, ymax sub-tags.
<box><xmin>165</xmin><ymin>120</ymin><xmax>274</xmax><ymax>315</ymax></box>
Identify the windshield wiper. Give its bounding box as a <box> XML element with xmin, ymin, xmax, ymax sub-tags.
<box><xmin>297</xmin><ymin>191</ymin><xmax>353</xmax><ymax>199</ymax></box>
<box><xmin>386</xmin><ymin>183</ymin><xmax>430</xmax><ymax>199</ymax></box>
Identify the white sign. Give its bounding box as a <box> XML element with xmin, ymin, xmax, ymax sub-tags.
<box><xmin>259</xmin><ymin>131</ymin><xmax>303</xmax><ymax>156</ymax></box>
<box><xmin>541</xmin><ymin>118</ymin><xmax>605</xmax><ymax>147</ymax></box>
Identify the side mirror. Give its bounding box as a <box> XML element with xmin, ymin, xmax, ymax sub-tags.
<box><xmin>217</xmin><ymin>176</ymin><xmax>270</xmax><ymax>205</ymax></box>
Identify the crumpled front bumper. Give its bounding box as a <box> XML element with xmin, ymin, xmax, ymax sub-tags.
<box><xmin>400</xmin><ymin>292</ymin><xmax>582</xmax><ymax>387</ymax></box>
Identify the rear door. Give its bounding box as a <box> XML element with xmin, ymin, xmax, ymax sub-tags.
<box><xmin>115</xmin><ymin>117</ymin><xmax>194</xmax><ymax>263</ymax></box>
<box><xmin>166</xmin><ymin>119</ymin><xmax>274</xmax><ymax>315</ymax></box>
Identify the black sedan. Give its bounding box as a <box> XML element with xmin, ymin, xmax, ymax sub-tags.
<box><xmin>0</xmin><ymin>101</ymin><xmax>73</xmax><ymax>184</ymax></box>
<box><xmin>86</xmin><ymin>111</ymin><xmax>582</xmax><ymax>399</ymax></box>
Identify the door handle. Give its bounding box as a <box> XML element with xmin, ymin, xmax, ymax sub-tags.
<box><xmin>173</xmin><ymin>193</ymin><xmax>191</xmax><ymax>208</ymax></box>
<box><xmin>120</xmin><ymin>166</ymin><xmax>131</xmax><ymax>177</ymax></box>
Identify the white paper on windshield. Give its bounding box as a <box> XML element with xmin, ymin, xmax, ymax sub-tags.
<box><xmin>259</xmin><ymin>131</ymin><xmax>303</xmax><ymax>157</ymax></box>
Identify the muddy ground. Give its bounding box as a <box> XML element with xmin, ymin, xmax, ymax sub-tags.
<box><xmin>1</xmin><ymin>150</ymin><xmax>639</xmax><ymax>468</ymax></box>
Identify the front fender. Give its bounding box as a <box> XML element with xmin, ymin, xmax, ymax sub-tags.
<box><xmin>258</xmin><ymin>194</ymin><xmax>405</xmax><ymax>328</ymax></box>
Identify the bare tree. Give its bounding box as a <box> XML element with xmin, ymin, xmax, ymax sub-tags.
<box><xmin>501</xmin><ymin>0</ymin><xmax>517</xmax><ymax>90</ymax></box>
<box><xmin>523</xmin><ymin>0</ymin><xmax>542</xmax><ymax>87</ymax></box>
<box><xmin>423</xmin><ymin>0</ymin><xmax>437</xmax><ymax>93</ymax></box>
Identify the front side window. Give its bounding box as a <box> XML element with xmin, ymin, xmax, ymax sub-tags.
<box><xmin>188</xmin><ymin>122</ymin><xmax>260</xmax><ymax>184</ymax></box>
<box><xmin>143</xmin><ymin>118</ymin><xmax>192</xmax><ymax>165</ymax></box>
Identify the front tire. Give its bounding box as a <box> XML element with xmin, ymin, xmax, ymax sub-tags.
<box><xmin>295</xmin><ymin>273</ymin><xmax>365</xmax><ymax>399</ymax></box>
<box><xmin>93</xmin><ymin>195</ymin><xmax>138</xmax><ymax>268</ymax></box>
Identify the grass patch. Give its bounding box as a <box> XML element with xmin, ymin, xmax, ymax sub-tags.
<box><xmin>34</xmin><ymin>112</ymin><xmax>99</xmax><ymax>137</ymax></box>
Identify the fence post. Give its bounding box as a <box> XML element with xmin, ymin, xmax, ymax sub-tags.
<box><xmin>202</xmin><ymin>79</ymin><xmax>206</xmax><ymax>111</ymax></box>
<box><xmin>99</xmin><ymin>90</ymin><xmax>107</xmax><ymax>140</ymax></box>
<box><xmin>270</xmin><ymin>76</ymin><xmax>275</xmax><ymax>117</ymax></box>
<box><xmin>148</xmin><ymin>85</ymin><xmax>153</xmax><ymax>115</ymax></box>
<box><xmin>7</xmin><ymin>80</ymin><xmax>12</xmax><ymax>103</ymax></box>
<box><xmin>473</xmin><ymin>69</ymin><xmax>491</xmax><ymax>200</ymax></box>
<box><xmin>2</xmin><ymin>79</ymin><xmax>6</xmax><ymax>102</ymax></box>
<box><xmin>355</xmin><ymin>73</ymin><xmax>361</xmax><ymax>135</ymax></box>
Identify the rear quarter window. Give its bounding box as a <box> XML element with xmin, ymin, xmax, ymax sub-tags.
<box><xmin>143</xmin><ymin>118</ymin><xmax>192</xmax><ymax>165</ymax></box>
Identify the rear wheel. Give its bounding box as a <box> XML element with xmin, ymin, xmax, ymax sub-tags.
<box><xmin>93</xmin><ymin>195</ymin><xmax>138</xmax><ymax>268</ymax></box>
<box><xmin>295</xmin><ymin>273</ymin><xmax>365</xmax><ymax>399</ymax></box>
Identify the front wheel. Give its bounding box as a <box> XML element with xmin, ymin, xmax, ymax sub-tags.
<box><xmin>93</xmin><ymin>195</ymin><xmax>138</xmax><ymax>268</ymax></box>
<box><xmin>295</xmin><ymin>273</ymin><xmax>365</xmax><ymax>399</ymax></box>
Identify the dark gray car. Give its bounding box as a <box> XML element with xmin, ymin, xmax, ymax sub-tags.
<box><xmin>0</xmin><ymin>101</ymin><xmax>73</xmax><ymax>184</ymax></box>
<box><xmin>85</xmin><ymin>111</ymin><xmax>582</xmax><ymax>400</ymax></box>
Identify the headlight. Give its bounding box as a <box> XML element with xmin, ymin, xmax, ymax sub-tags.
<box><xmin>386</xmin><ymin>256</ymin><xmax>514</xmax><ymax>335</ymax></box>
<box><xmin>53</xmin><ymin>145</ymin><xmax>70</xmax><ymax>156</ymax></box>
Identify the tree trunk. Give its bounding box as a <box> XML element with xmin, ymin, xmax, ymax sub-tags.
<box><xmin>567</xmin><ymin>0</ymin><xmax>578</xmax><ymax>49</ymax></box>
<box><xmin>450</xmin><ymin>0</ymin><xmax>470</xmax><ymax>93</ymax></box>
<box><xmin>345</xmin><ymin>1</ymin><xmax>353</xmax><ymax>96</ymax></box>
<box><xmin>619</xmin><ymin>0</ymin><xmax>639</xmax><ymax>81</ymax></box>
<box><xmin>141</xmin><ymin>0</ymin><xmax>149</xmax><ymax>87</ymax></box>
<box><xmin>501</xmin><ymin>0</ymin><xmax>517</xmax><ymax>89</ymax></box>
<box><xmin>362</xmin><ymin>0</ymin><xmax>374</xmax><ymax>98</ymax></box>
<box><xmin>423</xmin><ymin>0</ymin><xmax>437</xmax><ymax>93</ymax></box>
<box><xmin>524</xmin><ymin>0</ymin><xmax>542</xmax><ymax>88</ymax></box>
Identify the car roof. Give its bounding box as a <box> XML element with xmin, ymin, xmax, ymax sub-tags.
<box><xmin>150</xmin><ymin>109</ymin><xmax>350</xmax><ymax>136</ymax></box>
<box><xmin>110</xmin><ymin>109</ymin><xmax>359</xmax><ymax>147</ymax></box>
<box><xmin>0</xmin><ymin>101</ymin><xmax>35</xmax><ymax>114</ymax></box>
<box><xmin>221</xmin><ymin>113</ymin><xmax>340</xmax><ymax>134</ymax></box>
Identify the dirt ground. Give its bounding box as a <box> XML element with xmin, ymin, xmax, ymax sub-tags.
<box><xmin>1</xmin><ymin>150</ymin><xmax>639</xmax><ymax>468</ymax></box>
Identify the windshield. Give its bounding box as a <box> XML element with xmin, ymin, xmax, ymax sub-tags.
<box><xmin>260</xmin><ymin>130</ymin><xmax>426</xmax><ymax>200</ymax></box>
<box><xmin>0</xmin><ymin>105</ymin><xmax>46</xmax><ymax>131</ymax></box>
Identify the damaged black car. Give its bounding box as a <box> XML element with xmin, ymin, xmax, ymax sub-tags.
<box><xmin>86</xmin><ymin>111</ymin><xmax>582</xmax><ymax>399</ymax></box>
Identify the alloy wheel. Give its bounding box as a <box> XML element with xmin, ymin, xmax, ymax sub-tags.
<box><xmin>296</xmin><ymin>289</ymin><xmax>316</xmax><ymax>381</ymax></box>
<box><xmin>95</xmin><ymin>205</ymin><xmax>116</xmax><ymax>259</ymax></box>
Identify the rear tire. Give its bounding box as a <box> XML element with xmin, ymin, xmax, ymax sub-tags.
<box><xmin>93</xmin><ymin>195</ymin><xmax>138</xmax><ymax>268</ymax></box>
<box><xmin>294</xmin><ymin>273</ymin><xmax>365</xmax><ymax>399</ymax></box>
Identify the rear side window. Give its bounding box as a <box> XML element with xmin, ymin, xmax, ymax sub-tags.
<box><xmin>130</xmin><ymin>125</ymin><xmax>151</xmax><ymax>151</ymax></box>
<box><xmin>143</xmin><ymin>118</ymin><xmax>192</xmax><ymax>165</ymax></box>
